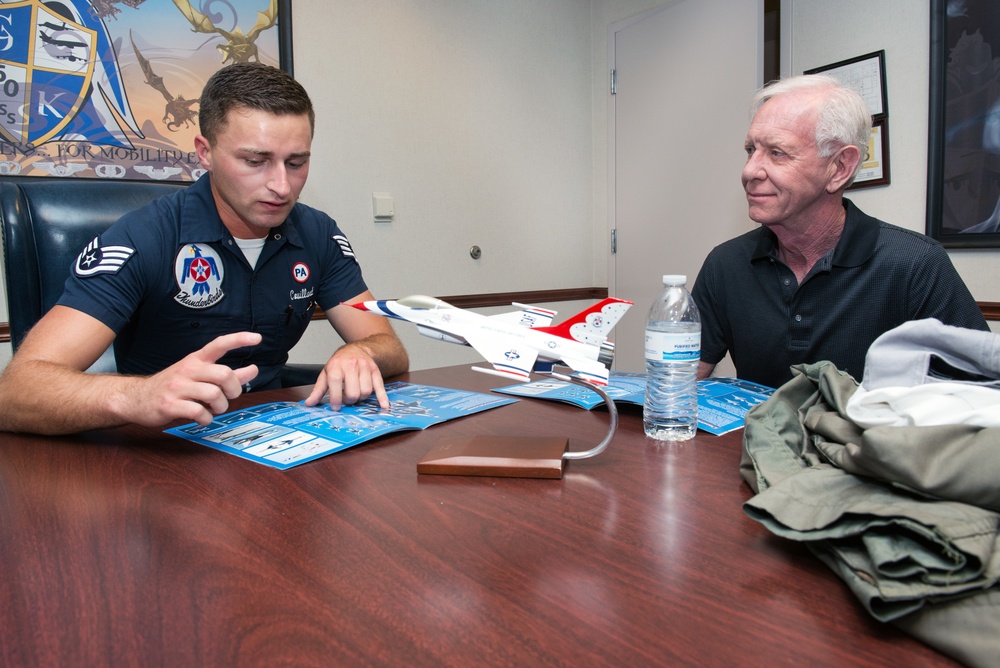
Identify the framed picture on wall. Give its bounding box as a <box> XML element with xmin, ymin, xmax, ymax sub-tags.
<box><xmin>804</xmin><ymin>50</ymin><xmax>887</xmax><ymax>118</ymax></box>
<box><xmin>0</xmin><ymin>0</ymin><xmax>293</xmax><ymax>183</ymax></box>
<box><xmin>851</xmin><ymin>116</ymin><xmax>890</xmax><ymax>189</ymax></box>
<box><xmin>927</xmin><ymin>0</ymin><xmax>1000</xmax><ymax>247</ymax></box>
<box><xmin>805</xmin><ymin>50</ymin><xmax>890</xmax><ymax>190</ymax></box>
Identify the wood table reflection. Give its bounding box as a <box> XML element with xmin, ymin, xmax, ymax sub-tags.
<box><xmin>0</xmin><ymin>365</ymin><xmax>955</xmax><ymax>666</ymax></box>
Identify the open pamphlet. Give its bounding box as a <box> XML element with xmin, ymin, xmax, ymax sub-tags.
<box><xmin>492</xmin><ymin>371</ymin><xmax>774</xmax><ymax>435</ymax></box>
<box><xmin>165</xmin><ymin>382</ymin><xmax>517</xmax><ymax>469</ymax></box>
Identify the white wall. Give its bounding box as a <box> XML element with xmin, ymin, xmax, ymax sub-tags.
<box><xmin>293</xmin><ymin>0</ymin><xmax>595</xmax><ymax>298</ymax></box>
<box><xmin>284</xmin><ymin>0</ymin><xmax>604</xmax><ymax>369</ymax></box>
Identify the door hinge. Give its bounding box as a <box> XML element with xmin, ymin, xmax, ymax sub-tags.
<box><xmin>610</xmin><ymin>69</ymin><xmax>617</xmax><ymax>95</ymax></box>
<box><xmin>611</xmin><ymin>228</ymin><xmax>617</xmax><ymax>254</ymax></box>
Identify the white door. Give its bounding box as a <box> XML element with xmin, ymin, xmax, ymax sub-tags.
<box><xmin>609</xmin><ymin>0</ymin><xmax>762</xmax><ymax>372</ymax></box>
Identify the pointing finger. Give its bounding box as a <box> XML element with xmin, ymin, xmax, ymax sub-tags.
<box><xmin>224</xmin><ymin>364</ymin><xmax>259</xmax><ymax>399</ymax></box>
<box><xmin>195</xmin><ymin>332</ymin><xmax>262</xmax><ymax>363</ymax></box>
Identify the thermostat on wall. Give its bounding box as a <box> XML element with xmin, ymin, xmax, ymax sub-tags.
<box><xmin>373</xmin><ymin>192</ymin><xmax>394</xmax><ymax>220</ymax></box>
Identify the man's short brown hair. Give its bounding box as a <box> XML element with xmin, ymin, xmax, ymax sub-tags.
<box><xmin>198</xmin><ymin>62</ymin><xmax>315</xmax><ymax>144</ymax></box>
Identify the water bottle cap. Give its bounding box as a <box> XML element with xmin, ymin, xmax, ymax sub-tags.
<box><xmin>662</xmin><ymin>274</ymin><xmax>686</xmax><ymax>285</ymax></box>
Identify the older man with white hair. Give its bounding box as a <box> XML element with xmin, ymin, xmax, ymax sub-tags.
<box><xmin>692</xmin><ymin>74</ymin><xmax>987</xmax><ymax>388</ymax></box>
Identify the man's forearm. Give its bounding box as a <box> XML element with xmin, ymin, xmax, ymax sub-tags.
<box><xmin>345</xmin><ymin>332</ymin><xmax>409</xmax><ymax>378</ymax></box>
<box><xmin>0</xmin><ymin>360</ymin><xmax>136</xmax><ymax>435</ymax></box>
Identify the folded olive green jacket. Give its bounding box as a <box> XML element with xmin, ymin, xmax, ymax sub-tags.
<box><xmin>741</xmin><ymin>361</ymin><xmax>1000</xmax><ymax>668</ymax></box>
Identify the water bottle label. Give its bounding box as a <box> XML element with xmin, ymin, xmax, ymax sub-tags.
<box><xmin>645</xmin><ymin>331</ymin><xmax>700</xmax><ymax>362</ymax></box>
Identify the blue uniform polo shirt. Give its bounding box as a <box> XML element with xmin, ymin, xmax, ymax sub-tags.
<box><xmin>58</xmin><ymin>175</ymin><xmax>369</xmax><ymax>390</ymax></box>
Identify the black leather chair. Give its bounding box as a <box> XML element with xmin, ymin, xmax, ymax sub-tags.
<box><xmin>1</xmin><ymin>178</ymin><xmax>321</xmax><ymax>386</ymax></box>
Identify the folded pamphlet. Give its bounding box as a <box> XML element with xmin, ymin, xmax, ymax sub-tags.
<box><xmin>166</xmin><ymin>382</ymin><xmax>517</xmax><ymax>469</ymax></box>
<box><xmin>492</xmin><ymin>372</ymin><xmax>773</xmax><ymax>435</ymax></box>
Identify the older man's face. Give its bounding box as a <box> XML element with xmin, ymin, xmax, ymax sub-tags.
<box><xmin>741</xmin><ymin>90</ymin><xmax>840</xmax><ymax>231</ymax></box>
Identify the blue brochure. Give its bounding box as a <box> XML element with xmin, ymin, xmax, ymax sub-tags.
<box><xmin>165</xmin><ymin>382</ymin><xmax>517</xmax><ymax>469</ymax></box>
<box><xmin>492</xmin><ymin>372</ymin><xmax>773</xmax><ymax>436</ymax></box>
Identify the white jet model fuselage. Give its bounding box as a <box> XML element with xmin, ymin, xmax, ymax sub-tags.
<box><xmin>352</xmin><ymin>295</ymin><xmax>632</xmax><ymax>385</ymax></box>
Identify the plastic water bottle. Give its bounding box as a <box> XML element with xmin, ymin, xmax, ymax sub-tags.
<box><xmin>643</xmin><ymin>275</ymin><xmax>701</xmax><ymax>441</ymax></box>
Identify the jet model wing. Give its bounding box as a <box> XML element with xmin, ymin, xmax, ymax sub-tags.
<box><xmin>555</xmin><ymin>356</ymin><xmax>613</xmax><ymax>386</ymax></box>
<box><xmin>487</xmin><ymin>303</ymin><xmax>557</xmax><ymax>329</ymax></box>
<box><xmin>464</xmin><ymin>330</ymin><xmax>538</xmax><ymax>381</ymax></box>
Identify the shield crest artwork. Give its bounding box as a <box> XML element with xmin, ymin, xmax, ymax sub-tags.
<box><xmin>0</xmin><ymin>0</ymin><xmax>286</xmax><ymax>181</ymax></box>
<box><xmin>0</xmin><ymin>0</ymin><xmax>96</xmax><ymax>146</ymax></box>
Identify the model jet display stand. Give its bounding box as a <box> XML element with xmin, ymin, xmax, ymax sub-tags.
<box><xmin>354</xmin><ymin>295</ymin><xmax>632</xmax><ymax>479</ymax></box>
<box><xmin>416</xmin><ymin>372</ymin><xmax>619</xmax><ymax>479</ymax></box>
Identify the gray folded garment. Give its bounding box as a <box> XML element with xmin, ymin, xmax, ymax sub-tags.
<box><xmin>741</xmin><ymin>361</ymin><xmax>1000</xmax><ymax>668</ymax></box>
<box><xmin>860</xmin><ymin>317</ymin><xmax>1000</xmax><ymax>390</ymax></box>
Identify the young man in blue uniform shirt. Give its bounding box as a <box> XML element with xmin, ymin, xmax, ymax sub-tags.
<box><xmin>0</xmin><ymin>63</ymin><xmax>408</xmax><ymax>435</ymax></box>
<box><xmin>692</xmin><ymin>74</ymin><xmax>987</xmax><ymax>388</ymax></box>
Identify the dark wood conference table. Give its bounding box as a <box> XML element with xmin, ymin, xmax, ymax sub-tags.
<box><xmin>0</xmin><ymin>365</ymin><xmax>954</xmax><ymax>666</ymax></box>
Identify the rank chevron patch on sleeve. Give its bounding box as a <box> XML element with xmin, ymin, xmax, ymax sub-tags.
<box><xmin>73</xmin><ymin>236</ymin><xmax>137</xmax><ymax>277</ymax></box>
<box><xmin>333</xmin><ymin>234</ymin><xmax>357</xmax><ymax>259</ymax></box>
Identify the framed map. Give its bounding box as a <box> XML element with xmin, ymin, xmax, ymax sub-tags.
<box><xmin>0</xmin><ymin>0</ymin><xmax>292</xmax><ymax>181</ymax></box>
<box><xmin>805</xmin><ymin>50</ymin><xmax>890</xmax><ymax>190</ymax></box>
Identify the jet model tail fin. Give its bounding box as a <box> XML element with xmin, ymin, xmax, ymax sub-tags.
<box><xmin>534</xmin><ymin>297</ymin><xmax>633</xmax><ymax>345</ymax></box>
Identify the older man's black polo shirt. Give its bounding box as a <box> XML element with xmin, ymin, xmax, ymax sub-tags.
<box><xmin>692</xmin><ymin>199</ymin><xmax>988</xmax><ymax>387</ymax></box>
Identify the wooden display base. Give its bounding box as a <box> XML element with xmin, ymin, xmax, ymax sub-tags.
<box><xmin>417</xmin><ymin>436</ymin><xmax>568</xmax><ymax>479</ymax></box>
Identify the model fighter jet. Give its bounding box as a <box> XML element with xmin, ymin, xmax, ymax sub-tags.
<box><xmin>352</xmin><ymin>296</ymin><xmax>633</xmax><ymax>385</ymax></box>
